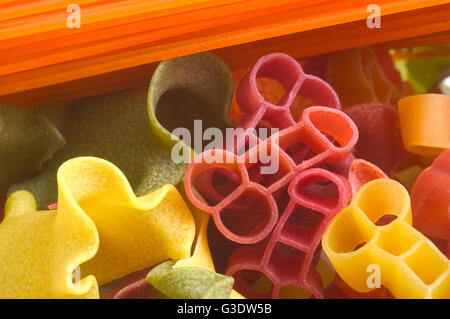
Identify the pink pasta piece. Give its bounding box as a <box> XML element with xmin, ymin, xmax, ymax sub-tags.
<box><xmin>226</xmin><ymin>53</ymin><xmax>341</xmax><ymax>153</ymax></box>
<box><xmin>101</xmin><ymin>267</ymin><xmax>154</xmax><ymax>299</ymax></box>
<box><xmin>348</xmin><ymin>158</ymin><xmax>387</xmax><ymax>195</ymax></box>
<box><xmin>226</xmin><ymin>168</ymin><xmax>352</xmax><ymax>299</ymax></box>
<box><xmin>324</xmin><ymin>153</ymin><xmax>355</xmax><ymax>178</ymax></box>
<box><xmin>111</xmin><ymin>278</ymin><xmax>154</xmax><ymax>299</ymax></box>
<box><xmin>324</xmin><ymin>282</ymin><xmax>349</xmax><ymax>299</ymax></box>
<box><xmin>302</xmin><ymin>54</ymin><xmax>329</xmax><ymax>81</ymax></box>
<box><xmin>236</xmin><ymin>53</ymin><xmax>341</xmax><ymax>130</ymax></box>
<box><xmin>411</xmin><ymin>149</ymin><xmax>450</xmax><ymax>241</ymax></box>
<box><xmin>344</xmin><ymin>102</ymin><xmax>407</xmax><ymax>176</ymax></box>
<box><xmin>184</xmin><ymin>107</ymin><xmax>358</xmax><ymax>245</ymax></box>
<box><xmin>47</xmin><ymin>203</ymin><xmax>58</xmax><ymax>210</ymax></box>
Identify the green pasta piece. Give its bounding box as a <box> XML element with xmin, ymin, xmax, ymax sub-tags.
<box><xmin>0</xmin><ymin>105</ymin><xmax>65</xmax><ymax>192</ymax></box>
<box><xmin>146</xmin><ymin>260</ymin><xmax>234</xmax><ymax>299</ymax></box>
<box><xmin>394</xmin><ymin>45</ymin><xmax>450</xmax><ymax>93</ymax></box>
<box><xmin>9</xmin><ymin>53</ymin><xmax>234</xmax><ymax>209</ymax></box>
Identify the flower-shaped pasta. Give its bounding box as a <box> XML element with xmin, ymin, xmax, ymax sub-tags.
<box><xmin>229</xmin><ymin>53</ymin><xmax>340</xmax><ymax>152</ymax></box>
<box><xmin>235</xmin><ymin>52</ymin><xmax>341</xmax><ymax>130</ymax></box>
<box><xmin>185</xmin><ymin>106</ymin><xmax>358</xmax><ymax>244</ymax></box>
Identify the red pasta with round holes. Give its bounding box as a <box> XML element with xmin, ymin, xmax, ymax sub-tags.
<box><xmin>226</xmin><ymin>168</ymin><xmax>351</xmax><ymax>298</ymax></box>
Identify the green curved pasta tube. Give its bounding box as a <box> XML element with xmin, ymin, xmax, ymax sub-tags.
<box><xmin>0</xmin><ymin>105</ymin><xmax>65</xmax><ymax>192</ymax></box>
<box><xmin>9</xmin><ymin>53</ymin><xmax>234</xmax><ymax>209</ymax></box>
<box><xmin>146</xmin><ymin>260</ymin><xmax>234</xmax><ymax>299</ymax></box>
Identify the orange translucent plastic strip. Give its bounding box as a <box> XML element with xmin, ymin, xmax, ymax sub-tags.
<box><xmin>214</xmin><ymin>2</ymin><xmax>450</xmax><ymax>68</ymax></box>
<box><xmin>0</xmin><ymin>0</ymin><xmax>247</xmax><ymax>50</ymax></box>
<box><xmin>0</xmin><ymin>1</ymin><xmax>448</xmax><ymax>103</ymax></box>
<box><xmin>0</xmin><ymin>31</ymin><xmax>443</xmax><ymax>107</ymax></box>
<box><xmin>0</xmin><ymin>1</ymin><xmax>311</xmax><ymax>76</ymax></box>
<box><xmin>380</xmin><ymin>31</ymin><xmax>450</xmax><ymax>50</ymax></box>
<box><xmin>0</xmin><ymin>0</ymin><xmax>444</xmax><ymax>49</ymax></box>
<box><xmin>0</xmin><ymin>61</ymin><xmax>158</xmax><ymax>107</ymax></box>
<box><xmin>2</xmin><ymin>0</ymin><xmax>314</xmax><ymax>47</ymax></box>
<box><xmin>0</xmin><ymin>1</ymin><xmax>19</xmax><ymax>7</ymax></box>
<box><xmin>0</xmin><ymin>0</ymin><xmax>108</xmax><ymax>21</ymax></box>
<box><xmin>0</xmin><ymin>0</ymin><xmax>221</xmax><ymax>40</ymax></box>
<box><xmin>0</xmin><ymin>0</ymin><xmax>269</xmax><ymax>60</ymax></box>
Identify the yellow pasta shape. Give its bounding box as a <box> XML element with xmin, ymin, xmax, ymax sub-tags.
<box><xmin>323</xmin><ymin>179</ymin><xmax>450</xmax><ymax>298</ymax></box>
<box><xmin>0</xmin><ymin>157</ymin><xmax>196</xmax><ymax>298</ymax></box>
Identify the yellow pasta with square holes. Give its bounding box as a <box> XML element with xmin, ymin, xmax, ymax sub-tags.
<box><xmin>322</xmin><ymin>178</ymin><xmax>450</xmax><ymax>299</ymax></box>
<box><xmin>0</xmin><ymin>157</ymin><xmax>196</xmax><ymax>298</ymax></box>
